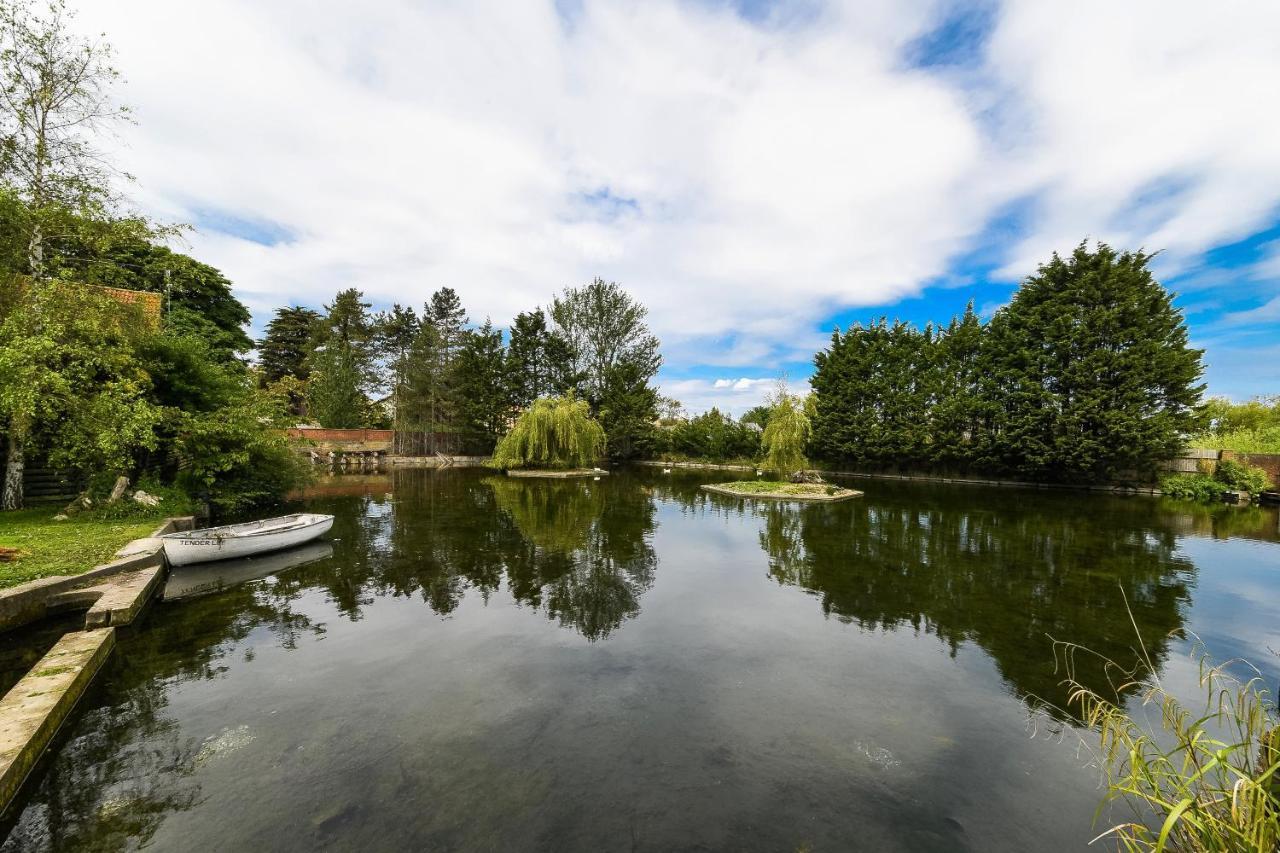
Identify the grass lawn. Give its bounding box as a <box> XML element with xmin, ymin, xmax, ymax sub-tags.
<box><xmin>0</xmin><ymin>508</ymin><xmax>166</xmax><ymax>589</ymax></box>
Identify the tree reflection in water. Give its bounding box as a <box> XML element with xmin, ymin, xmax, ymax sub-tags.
<box><xmin>744</xmin><ymin>485</ymin><xmax>1195</xmax><ymax>710</ymax></box>
<box><xmin>290</xmin><ymin>469</ymin><xmax>658</xmax><ymax>641</ymax></box>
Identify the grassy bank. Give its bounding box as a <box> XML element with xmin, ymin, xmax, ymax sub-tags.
<box><xmin>0</xmin><ymin>509</ymin><xmax>166</xmax><ymax>589</ymax></box>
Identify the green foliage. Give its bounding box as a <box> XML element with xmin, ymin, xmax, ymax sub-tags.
<box><xmin>810</xmin><ymin>318</ymin><xmax>937</xmax><ymax>468</ymax></box>
<box><xmin>596</xmin><ymin>360</ymin><xmax>659</xmax><ymax>460</ymax></box>
<box><xmin>0</xmin><ymin>279</ymin><xmax>158</xmax><ymax>478</ymax></box>
<box><xmin>550</xmin><ymin>277</ymin><xmax>661</xmax><ymax>405</ymax></box>
<box><xmin>1191</xmin><ymin>396</ymin><xmax>1280</xmax><ymax>454</ymax></box>
<box><xmin>1214</xmin><ymin>459</ymin><xmax>1271</xmax><ymax>493</ymax></box>
<box><xmin>1189</xmin><ymin>428</ymin><xmax>1280</xmax><ymax>455</ymax></box>
<box><xmin>453</xmin><ymin>319</ymin><xmax>512</xmax><ymax>454</ymax></box>
<box><xmin>62</xmin><ymin>240</ymin><xmax>253</xmax><ymax>360</ymax></box>
<box><xmin>982</xmin><ymin>243</ymin><xmax>1204</xmax><ymax>481</ymax></box>
<box><xmin>491</xmin><ymin>395</ymin><xmax>605</xmax><ymax>470</ymax></box>
<box><xmin>1159</xmin><ymin>474</ymin><xmax>1230</xmax><ymax>503</ymax></box>
<box><xmin>80</xmin><ymin>475</ymin><xmax>194</xmax><ymax>521</ymax></box>
<box><xmin>810</xmin><ymin>243</ymin><xmax>1206</xmax><ymax>483</ymax></box>
<box><xmin>662</xmin><ymin>408</ymin><xmax>760</xmax><ymax>461</ymax></box>
<box><xmin>761</xmin><ymin>388</ymin><xmax>810</xmax><ymax>474</ymax></box>
<box><xmin>507</xmin><ymin>307</ymin><xmax>576</xmax><ymax>407</ymax></box>
<box><xmin>258</xmin><ymin>306</ymin><xmax>322</xmax><ymax>383</ymax></box>
<box><xmin>305</xmin><ymin>346</ymin><xmax>371</xmax><ymax>429</ymax></box>
<box><xmin>1162</xmin><ymin>460</ymin><xmax>1271</xmax><ymax>503</ymax></box>
<box><xmin>0</xmin><ymin>0</ymin><xmax>131</xmax><ymax>277</ymax></box>
<box><xmin>173</xmin><ymin>381</ymin><xmax>310</xmax><ymax>514</ymax></box>
<box><xmin>1056</xmin><ymin>639</ymin><xmax>1279</xmax><ymax>852</ymax></box>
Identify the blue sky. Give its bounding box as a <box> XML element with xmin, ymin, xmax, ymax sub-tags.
<box><xmin>87</xmin><ymin>0</ymin><xmax>1280</xmax><ymax>413</ymax></box>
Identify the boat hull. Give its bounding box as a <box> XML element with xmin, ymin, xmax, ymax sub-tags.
<box><xmin>162</xmin><ymin>515</ymin><xmax>334</xmax><ymax>567</ymax></box>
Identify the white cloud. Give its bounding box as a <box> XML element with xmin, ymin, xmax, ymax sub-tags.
<box><xmin>73</xmin><ymin>0</ymin><xmax>1280</xmax><ymax>411</ymax></box>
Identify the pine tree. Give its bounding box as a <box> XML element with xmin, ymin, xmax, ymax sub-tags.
<box><xmin>373</xmin><ymin>304</ymin><xmax>420</xmax><ymax>426</ymax></box>
<box><xmin>454</xmin><ymin>319</ymin><xmax>512</xmax><ymax>453</ymax></box>
<box><xmin>422</xmin><ymin>287</ymin><xmax>468</xmax><ymax>433</ymax></box>
<box><xmin>981</xmin><ymin>242</ymin><xmax>1205</xmax><ymax>482</ymax></box>
<box><xmin>597</xmin><ymin>360</ymin><xmax>659</xmax><ymax>460</ymax></box>
<box><xmin>507</xmin><ymin>308</ymin><xmax>552</xmax><ymax>407</ymax></box>
<box><xmin>258</xmin><ymin>306</ymin><xmax>322</xmax><ymax>382</ymax></box>
<box><xmin>322</xmin><ymin>289</ymin><xmax>374</xmax><ymax>351</ymax></box>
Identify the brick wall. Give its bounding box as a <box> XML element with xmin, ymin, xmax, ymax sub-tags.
<box><xmin>285</xmin><ymin>428</ymin><xmax>394</xmax><ymax>443</ymax></box>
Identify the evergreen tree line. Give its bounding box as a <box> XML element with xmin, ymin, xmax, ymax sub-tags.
<box><xmin>810</xmin><ymin>243</ymin><xmax>1206</xmax><ymax>483</ymax></box>
<box><xmin>259</xmin><ymin>277</ymin><xmax>663</xmax><ymax>459</ymax></box>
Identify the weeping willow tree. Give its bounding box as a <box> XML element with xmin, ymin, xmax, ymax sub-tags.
<box><xmin>491</xmin><ymin>394</ymin><xmax>606</xmax><ymax>470</ymax></box>
<box><xmin>761</xmin><ymin>387</ymin><xmax>810</xmax><ymax>475</ymax></box>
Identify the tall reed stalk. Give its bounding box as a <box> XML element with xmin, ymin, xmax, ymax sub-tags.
<box><xmin>1049</xmin><ymin>613</ymin><xmax>1279</xmax><ymax>852</ymax></box>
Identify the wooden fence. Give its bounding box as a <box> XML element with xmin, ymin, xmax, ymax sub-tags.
<box><xmin>391</xmin><ymin>431</ymin><xmax>462</xmax><ymax>457</ymax></box>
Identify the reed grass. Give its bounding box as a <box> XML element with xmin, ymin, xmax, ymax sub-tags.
<box><xmin>1045</xmin><ymin>604</ymin><xmax>1279</xmax><ymax>852</ymax></box>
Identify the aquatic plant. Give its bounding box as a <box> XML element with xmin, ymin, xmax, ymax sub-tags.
<box><xmin>761</xmin><ymin>386</ymin><xmax>810</xmax><ymax>475</ymax></box>
<box><xmin>491</xmin><ymin>394</ymin><xmax>606</xmax><ymax>470</ymax></box>
<box><xmin>1052</xmin><ymin>630</ymin><xmax>1279</xmax><ymax>851</ymax></box>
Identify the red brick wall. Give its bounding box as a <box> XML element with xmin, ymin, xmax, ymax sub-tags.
<box><xmin>1222</xmin><ymin>451</ymin><xmax>1280</xmax><ymax>487</ymax></box>
<box><xmin>285</xmin><ymin>428</ymin><xmax>394</xmax><ymax>443</ymax></box>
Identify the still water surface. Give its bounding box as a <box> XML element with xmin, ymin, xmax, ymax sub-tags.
<box><xmin>3</xmin><ymin>468</ymin><xmax>1278</xmax><ymax>851</ymax></box>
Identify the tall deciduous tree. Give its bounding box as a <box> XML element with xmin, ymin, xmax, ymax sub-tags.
<box><xmin>0</xmin><ymin>280</ymin><xmax>156</xmax><ymax>508</ymax></box>
<box><xmin>761</xmin><ymin>385</ymin><xmax>810</xmax><ymax>474</ymax></box>
<box><xmin>0</xmin><ymin>0</ymin><xmax>130</xmax><ymax>277</ymax></box>
<box><xmin>550</xmin><ymin>278</ymin><xmax>661</xmax><ymax>458</ymax></box>
<box><xmin>982</xmin><ymin>242</ymin><xmax>1205</xmax><ymax>481</ymax></box>
<box><xmin>550</xmin><ymin>277</ymin><xmax>660</xmax><ymax>405</ymax></box>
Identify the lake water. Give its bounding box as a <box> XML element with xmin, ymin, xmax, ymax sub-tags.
<box><xmin>3</xmin><ymin>468</ymin><xmax>1278</xmax><ymax>851</ymax></box>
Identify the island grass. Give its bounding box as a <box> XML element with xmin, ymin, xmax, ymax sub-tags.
<box><xmin>705</xmin><ymin>480</ymin><xmax>856</xmax><ymax>497</ymax></box>
<box><xmin>0</xmin><ymin>508</ymin><xmax>166</xmax><ymax>589</ymax></box>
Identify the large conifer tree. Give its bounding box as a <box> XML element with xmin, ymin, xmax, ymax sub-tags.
<box><xmin>982</xmin><ymin>242</ymin><xmax>1204</xmax><ymax>481</ymax></box>
<box><xmin>257</xmin><ymin>306</ymin><xmax>321</xmax><ymax>382</ymax></box>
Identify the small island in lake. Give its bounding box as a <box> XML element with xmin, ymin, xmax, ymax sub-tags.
<box><xmin>700</xmin><ymin>481</ymin><xmax>862</xmax><ymax>502</ymax></box>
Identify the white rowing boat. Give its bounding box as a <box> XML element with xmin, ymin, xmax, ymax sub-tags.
<box><xmin>161</xmin><ymin>513</ymin><xmax>334</xmax><ymax>567</ymax></box>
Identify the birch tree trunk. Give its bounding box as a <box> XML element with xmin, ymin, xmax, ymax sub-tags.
<box><xmin>2</xmin><ymin>429</ymin><xmax>24</xmax><ymax>511</ymax></box>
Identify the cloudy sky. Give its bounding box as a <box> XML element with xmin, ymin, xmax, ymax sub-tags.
<box><xmin>83</xmin><ymin>0</ymin><xmax>1280</xmax><ymax>413</ymax></box>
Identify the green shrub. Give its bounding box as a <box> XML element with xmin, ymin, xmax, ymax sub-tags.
<box><xmin>661</xmin><ymin>408</ymin><xmax>761</xmax><ymax>461</ymax></box>
<box><xmin>1215</xmin><ymin>459</ymin><xmax>1272</xmax><ymax>494</ymax></box>
<box><xmin>81</xmin><ymin>476</ymin><xmax>195</xmax><ymax>521</ymax></box>
<box><xmin>1160</xmin><ymin>473</ymin><xmax>1230</xmax><ymax>503</ymax></box>
<box><xmin>1189</xmin><ymin>427</ymin><xmax>1280</xmax><ymax>455</ymax></box>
